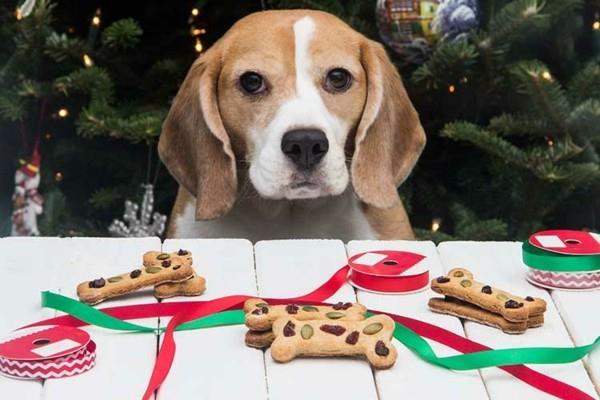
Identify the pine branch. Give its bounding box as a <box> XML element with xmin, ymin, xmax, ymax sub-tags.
<box><xmin>412</xmin><ymin>41</ymin><xmax>478</xmax><ymax>90</ymax></box>
<box><xmin>442</xmin><ymin>122</ymin><xmax>529</xmax><ymax>165</ymax></box>
<box><xmin>489</xmin><ymin>113</ymin><xmax>551</xmax><ymax>137</ymax></box>
<box><xmin>478</xmin><ymin>0</ymin><xmax>548</xmax><ymax>50</ymax></box>
<box><xmin>44</xmin><ymin>32</ymin><xmax>86</xmax><ymax>62</ymax></box>
<box><xmin>101</xmin><ymin>19</ymin><xmax>143</xmax><ymax>51</ymax></box>
<box><xmin>510</xmin><ymin>60</ymin><xmax>570</xmax><ymax>133</ymax></box>
<box><xmin>567</xmin><ymin>99</ymin><xmax>600</xmax><ymax>143</ymax></box>
<box><xmin>567</xmin><ymin>61</ymin><xmax>600</xmax><ymax>103</ymax></box>
<box><xmin>54</xmin><ymin>67</ymin><xmax>114</xmax><ymax>103</ymax></box>
<box><xmin>76</xmin><ymin>106</ymin><xmax>165</xmax><ymax>143</ymax></box>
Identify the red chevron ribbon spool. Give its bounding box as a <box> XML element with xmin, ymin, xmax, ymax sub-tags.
<box><xmin>348</xmin><ymin>250</ymin><xmax>429</xmax><ymax>294</ymax></box>
<box><xmin>0</xmin><ymin>326</ymin><xmax>96</xmax><ymax>379</ymax></box>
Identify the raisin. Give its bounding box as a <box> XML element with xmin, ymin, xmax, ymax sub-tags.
<box><xmin>283</xmin><ymin>320</ymin><xmax>296</xmax><ymax>337</ymax></box>
<box><xmin>525</xmin><ymin>296</ymin><xmax>534</xmax><ymax>302</ymax></box>
<box><xmin>375</xmin><ymin>341</ymin><xmax>390</xmax><ymax>357</ymax></box>
<box><xmin>286</xmin><ymin>304</ymin><xmax>299</xmax><ymax>314</ymax></box>
<box><xmin>505</xmin><ymin>299</ymin><xmax>524</xmax><ymax>309</ymax></box>
<box><xmin>481</xmin><ymin>285</ymin><xmax>492</xmax><ymax>294</ymax></box>
<box><xmin>251</xmin><ymin>307</ymin><xmax>269</xmax><ymax>315</ymax></box>
<box><xmin>345</xmin><ymin>331</ymin><xmax>359</xmax><ymax>345</ymax></box>
<box><xmin>130</xmin><ymin>269</ymin><xmax>142</xmax><ymax>279</ymax></box>
<box><xmin>320</xmin><ymin>324</ymin><xmax>346</xmax><ymax>336</ymax></box>
<box><xmin>332</xmin><ymin>302</ymin><xmax>352</xmax><ymax>310</ymax></box>
<box><xmin>88</xmin><ymin>278</ymin><xmax>106</xmax><ymax>288</ymax></box>
<box><xmin>436</xmin><ymin>276</ymin><xmax>450</xmax><ymax>283</ymax></box>
<box><xmin>177</xmin><ymin>249</ymin><xmax>188</xmax><ymax>256</ymax></box>
<box><xmin>161</xmin><ymin>260</ymin><xmax>172</xmax><ymax>268</ymax></box>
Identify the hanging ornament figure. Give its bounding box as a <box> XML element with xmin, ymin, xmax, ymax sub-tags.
<box><xmin>108</xmin><ymin>184</ymin><xmax>167</xmax><ymax>237</ymax></box>
<box><xmin>432</xmin><ymin>0</ymin><xmax>478</xmax><ymax>42</ymax></box>
<box><xmin>12</xmin><ymin>147</ymin><xmax>44</xmax><ymax>236</ymax></box>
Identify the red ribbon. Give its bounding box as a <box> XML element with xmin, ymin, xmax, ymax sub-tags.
<box><xmin>27</xmin><ymin>266</ymin><xmax>593</xmax><ymax>400</ymax></box>
<box><xmin>349</xmin><ymin>269</ymin><xmax>430</xmax><ymax>293</ymax></box>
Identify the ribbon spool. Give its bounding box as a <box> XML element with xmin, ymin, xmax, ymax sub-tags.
<box><xmin>523</xmin><ymin>230</ymin><xmax>600</xmax><ymax>291</ymax></box>
<box><xmin>0</xmin><ymin>326</ymin><xmax>96</xmax><ymax>379</ymax></box>
<box><xmin>348</xmin><ymin>250</ymin><xmax>429</xmax><ymax>294</ymax></box>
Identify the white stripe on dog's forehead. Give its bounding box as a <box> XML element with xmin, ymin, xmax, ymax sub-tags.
<box><xmin>293</xmin><ymin>16</ymin><xmax>316</xmax><ymax>97</ymax></box>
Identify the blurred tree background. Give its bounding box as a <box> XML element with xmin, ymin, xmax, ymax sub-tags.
<box><xmin>1</xmin><ymin>0</ymin><xmax>599</xmax><ymax>240</ymax></box>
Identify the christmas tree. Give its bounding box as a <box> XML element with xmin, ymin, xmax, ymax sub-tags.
<box><xmin>1</xmin><ymin>0</ymin><xmax>598</xmax><ymax>240</ymax></box>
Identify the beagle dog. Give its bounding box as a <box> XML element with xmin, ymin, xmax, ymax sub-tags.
<box><xmin>159</xmin><ymin>10</ymin><xmax>426</xmax><ymax>242</ymax></box>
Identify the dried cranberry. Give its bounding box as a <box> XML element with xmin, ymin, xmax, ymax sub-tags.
<box><xmin>319</xmin><ymin>324</ymin><xmax>346</xmax><ymax>336</ymax></box>
<box><xmin>177</xmin><ymin>249</ymin><xmax>188</xmax><ymax>256</ymax></box>
<box><xmin>436</xmin><ymin>276</ymin><xmax>450</xmax><ymax>283</ymax></box>
<box><xmin>481</xmin><ymin>285</ymin><xmax>492</xmax><ymax>294</ymax></box>
<box><xmin>130</xmin><ymin>269</ymin><xmax>141</xmax><ymax>279</ymax></box>
<box><xmin>161</xmin><ymin>260</ymin><xmax>172</xmax><ymax>268</ymax></box>
<box><xmin>525</xmin><ymin>296</ymin><xmax>534</xmax><ymax>302</ymax></box>
<box><xmin>332</xmin><ymin>302</ymin><xmax>352</xmax><ymax>310</ymax></box>
<box><xmin>88</xmin><ymin>278</ymin><xmax>106</xmax><ymax>289</ymax></box>
<box><xmin>283</xmin><ymin>321</ymin><xmax>296</xmax><ymax>337</ymax></box>
<box><xmin>286</xmin><ymin>304</ymin><xmax>299</xmax><ymax>314</ymax></box>
<box><xmin>375</xmin><ymin>340</ymin><xmax>390</xmax><ymax>357</ymax></box>
<box><xmin>345</xmin><ymin>331</ymin><xmax>359</xmax><ymax>345</ymax></box>
<box><xmin>505</xmin><ymin>299</ymin><xmax>523</xmax><ymax>309</ymax></box>
<box><xmin>251</xmin><ymin>307</ymin><xmax>269</xmax><ymax>315</ymax></box>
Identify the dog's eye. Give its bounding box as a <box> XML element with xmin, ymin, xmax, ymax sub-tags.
<box><xmin>324</xmin><ymin>68</ymin><xmax>352</xmax><ymax>93</ymax></box>
<box><xmin>239</xmin><ymin>72</ymin><xmax>266</xmax><ymax>95</ymax></box>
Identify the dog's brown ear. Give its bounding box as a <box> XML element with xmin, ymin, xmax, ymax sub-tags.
<box><xmin>158</xmin><ymin>44</ymin><xmax>237</xmax><ymax>220</ymax></box>
<box><xmin>351</xmin><ymin>39</ymin><xmax>426</xmax><ymax>208</ymax></box>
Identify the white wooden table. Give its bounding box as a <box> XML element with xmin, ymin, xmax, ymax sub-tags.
<box><xmin>0</xmin><ymin>237</ymin><xmax>598</xmax><ymax>400</ymax></box>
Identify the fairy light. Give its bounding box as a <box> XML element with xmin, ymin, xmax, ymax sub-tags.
<box><xmin>593</xmin><ymin>13</ymin><xmax>600</xmax><ymax>30</ymax></box>
<box><xmin>91</xmin><ymin>9</ymin><xmax>101</xmax><ymax>27</ymax></box>
<box><xmin>191</xmin><ymin>8</ymin><xmax>199</xmax><ymax>16</ymax></box>
<box><xmin>541</xmin><ymin>71</ymin><xmax>552</xmax><ymax>81</ymax></box>
<box><xmin>431</xmin><ymin>218</ymin><xmax>442</xmax><ymax>232</ymax></box>
<box><xmin>57</xmin><ymin>108</ymin><xmax>69</xmax><ymax>118</ymax></box>
<box><xmin>191</xmin><ymin>27</ymin><xmax>206</xmax><ymax>37</ymax></box>
<box><xmin>194</xmin><ymin>38</ymin><xmax>203</xmax><ymax>53</ymax></box>
<box><xmin>15</xmin><ymin>8</ymin><xmax>23</xmax><ymax>20</ymax></box>
<box><xmin>44</xmin><ymin>133</ymin><xmax>52</xmax><ymax>140</ymax></box>
<box><xmin>448</xmin><ymin>84</ymin><xmax>456</xmax><ymax>93</ymax></box>
<box><xmin>460</xmin><ymin>77</ymin><xmax>468</xmax><ymax>84</ymax></box>
<box><xmin>83</xmin><ymin>54</ymin><xmax>94</xmax><ymax>67</ymax></box>
<box><xmin>54</xmin><ymin>172</ymin><xmax>64</xmax><ymax>182</ymax></box>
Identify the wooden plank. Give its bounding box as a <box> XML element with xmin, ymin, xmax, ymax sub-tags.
<box><xmin>347</xmin><ymin>240</ymin><xmax>489</xmax><ymax>400</ymax></box>
<box><xmin>437</xmin><ymin>241</ymin><xmax>597</xmax><ymax>399</ymax></box>
<box><xmin>157</xmin><ymin>239</ymin><xmax>267</xmax><ymax>400</ymax></box>
<box><xmin>254</xmin><ymin>240</ymin><xmax>378</xmax><ymax>400</ymax></box>
<box><xmin>0</xmin><ymin>237</ymin><xmax>70</xmax><ymax>400</ymax></box>
<box><xmin>552</xmin><ymin>290</ymin><xmax>600</xmax><ymax>393</ymax></box>
<box><xmin>43</xmin><ymin>237</ymin><xmax>162</xmax><ymax>400</ymax></box>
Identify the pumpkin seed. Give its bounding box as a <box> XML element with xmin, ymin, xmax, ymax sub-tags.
<box><xmin>302</xmin><ymin>305</ymin><xmax>319</xmax><ymax>312</ymax></box>
<box><xmin>301</xmin><ymin>324</ymin><xmax>313</xmax><ymax>339</ymax></box>
<box><xmin>453</xmin><ymin>271</ymin><xmax>464</xmax><ymax>277</ymax></box>
<box><xmin>460</xmin><ymin>279</ymin><xmax>472</xmax><ymax>287</ymax></box>
<box><xmin>156</xmin><ymin>253</ymin><xmax>170</xmax><ymax>260</ymax></box>
<box><xmin>362</xmin><ymin>322</ymin><xmax>383</xmax><ymax>335</ymax></box>
<box><xmin>145</xmin><ymin>266</ymin><xmax>162</xmax><ymax>274</ymax></box>
<box><xmin>326</xmin><ymin>312</ymin><xmax>344</xmax><ymax>319</ymax></box>
<box><xmin>107</xmin><ymin>276</ymin><xmax>123</xmax><ymax>283</ymax></box>
<box><xmin>496</xmin><ymin>293</ymin><xmax>508</xmax><ymax>301</ymax></box>
<box><xmin>255</xmin><ymin>303</ymin><xmax>269</xmax><ymax>308</ymax></box>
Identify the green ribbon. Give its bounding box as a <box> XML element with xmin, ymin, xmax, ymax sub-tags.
<box><xmin>522</xmin><ymin>242</ymin><xmax>600</xmax><ymax>272</ymax></box>
<box><xmin>40</xmin><ymin>292</ymin><xmax>600</xmax><ymax>371</ymax></box>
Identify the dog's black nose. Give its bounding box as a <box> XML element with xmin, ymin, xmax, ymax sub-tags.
<box><xmin>281</xmin><ymin>129</ymin><xmax>329</xmax><ymax>171</ymax></box>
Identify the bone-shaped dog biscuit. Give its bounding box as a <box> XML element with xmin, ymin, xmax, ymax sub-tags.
<box><xmin>143</xmin><ymin>249</ymin><xmax>193</xmax><ymax>268</ymax></box>
<box><xmin>428</xmin><ymin>297</ymin><xmax>544</xmax><ymax>334</ymax></box>
<box><xmin>77</xmin><ymin>251</ymin><xmax>193</xmax><ymax>305</ymax></box>
<box><xmin>154</xmin><ymin>272</ymin><xmax>206</xmax><ymax>299</ymax></box>
<box><xmin>244</xmin><ymin>298</ymin><xmax>367</xmax><ymax>332</ymax></box>
<box><xmin>270</xmin><ymin>314</ymin><xmax>397</xmax><ymax>369</ymax></box>
<box><xmin>431</xmin><ymin>268</ymin><xmax>546</xmax><ymax>322</ymax></box>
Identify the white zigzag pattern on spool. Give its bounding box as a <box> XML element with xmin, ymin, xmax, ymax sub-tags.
<box><xmin>527</xmin><ymin>269</ymin><xmax>600</xmax><ymax>289</ymax></box>
<box><xmin>0</xmin><ymin>350</ymin><xmax>95</xmax><ymax>379</ymax></box>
